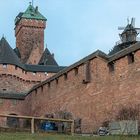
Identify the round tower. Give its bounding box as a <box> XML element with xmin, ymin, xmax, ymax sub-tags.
<box><xmin>15</xmin><ymin>3</ymin><xmax>47</xmax><ymax>64</ymax></box>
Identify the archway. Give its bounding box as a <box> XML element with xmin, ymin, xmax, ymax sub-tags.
<box><xmin>7</xmin><ymin>114</ymin><xmax>19</xmax><ymax>128</ymax></box>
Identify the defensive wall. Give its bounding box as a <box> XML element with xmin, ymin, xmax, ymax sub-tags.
<box><xmin>0</xmin><ymin>63</ymin><xmax>54</xmax><ymax>119</ymax></box>
<box><xmin>26</xmin><ymin>42</ymin><xmax>140</xmax><ymax>133</ymax></box>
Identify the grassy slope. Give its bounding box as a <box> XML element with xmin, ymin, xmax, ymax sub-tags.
<box><xmin>0</xmin><ymin>133</ymin><xmax>139</xmax><ymax>140</ymax></box>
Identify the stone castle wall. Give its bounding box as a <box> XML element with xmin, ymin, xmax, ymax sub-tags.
<box><xmin>27</xmin><ymin>49</ymin><xmax>140</xmax><ymax>133</ymax></box>
<box><xmin>15</xmin><ymin>19</ymin><xmax>46</xmax><ymax>64</ymax></box>
<box><xmin>0</xmin><ymin>64</ymin><xmax>53</xmax><ymax>82</ymax></box>
<box><xmin>0</xmin><ymin>64</ymin><xmax>54</xmax><ymax>118</ymax></box>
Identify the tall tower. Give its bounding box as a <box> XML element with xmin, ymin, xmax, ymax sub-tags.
<box><xmin>15</xmin><ymin>3</ymin><xmax>47</xmax><ymax>64</ymax></box>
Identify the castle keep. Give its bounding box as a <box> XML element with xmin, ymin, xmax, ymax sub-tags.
<box><xmin>0</xmin><ymin>4</ymin><xmax>140</xmax><ymax>133</ymax></box>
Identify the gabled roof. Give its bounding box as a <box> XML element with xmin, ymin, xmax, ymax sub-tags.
<box><xmin>0</xmin><ymin>37</ymin><xmax>24</xmax><ymax>68</ymax></box>
<box><xmin>39</xmin><ymin>47</ymin><xmax>58</xmax><ymax>66</ymax></box>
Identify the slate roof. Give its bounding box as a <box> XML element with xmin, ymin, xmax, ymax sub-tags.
<box><xmin>0</xmin><ymin>37</ymin><xmax>24</xmax><ymax>68</ymax></box>
<box><xmin>0</xmin><ymin>37</ymin><xmax>65</xmax><ymax>73</ymax></box>
<box><xmin>25</xmin><ymin>64</ymin><xmax>65</xmax><ymax>72</ymax></box>
<box><xmin>15</xmin><ymin>4</ymin><xmax>46</xmax><ymax>25</ymax></box>
<box><xmin>0</xmin><ymin>92</ymin><xmax>26</xmax><ymax>100</ymax></box>
<box><xmin>108</xmin><ymin>41</ymin><xmax>137</xmax><ymax>56</ymax></box>
<box><xmin>38</xmin><ymin>47</ymin><xmax>58</xmax><ymax>66</ymax></box>
<box><xmin>13</xmin><ymin>47</ymin><xmax>21</xmax><ymax>58</ymax></box>
<box><xmin>109</xmin><ymin>41</ymin><xmax>140</xmax><ymax>62</ymax></box>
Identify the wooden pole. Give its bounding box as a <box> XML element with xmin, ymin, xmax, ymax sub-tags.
<box><xmin>31</xmin><ymin>118</ymin><xmax>35</xmax><ymax>134</ymax></box>
<box><xmin>71</xmin><ymin>120</ymin><xmax>74</xmax><ymax>136</ymax></box>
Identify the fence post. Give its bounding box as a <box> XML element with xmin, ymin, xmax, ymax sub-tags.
<box><xmin>31</xmin><ymin>118</ymin><xmax>35</xmax><ymax>134</ymax></box>
<box><xmin>71</xmin><ymin>120</ymin><xmax>74</xmax><ymax>136</ymax></box>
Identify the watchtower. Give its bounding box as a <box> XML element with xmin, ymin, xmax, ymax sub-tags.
<box><xmin>15</xmin><ymin>3</ymin><xmax>47</xmax><ymax>64</ymax></box>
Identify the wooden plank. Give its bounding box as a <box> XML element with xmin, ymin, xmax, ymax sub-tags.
<box><xmin>0</xmin><ymin>114</ymin><xmax>73</xmax><ymax>122</ymax></box>
<box><xmin>31</xmin><ymin>118</ymin><xmax>35</xmax><ymax>134</ymax></box>
<box><xmin>71</xmin><ymin>120</ymin><xmax>75</xmax><ymax>136</ymax></box>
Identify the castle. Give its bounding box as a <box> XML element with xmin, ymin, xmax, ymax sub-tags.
<box><xmin>0</xmin><ymin>4</ymin><xmax>140</xmax><ymax>133</ymax></box>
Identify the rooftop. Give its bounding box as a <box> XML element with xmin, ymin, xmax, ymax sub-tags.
<box><xmin>15</xmin><ymin>3</ymin><xmax>47</xmax><ymax>25</ymax></box>
<box><xmin>0</xmin><ymin>37</ymin><xmax>65</xmax><ymax>73</ymax></box>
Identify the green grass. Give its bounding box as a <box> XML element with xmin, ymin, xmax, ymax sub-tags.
<box><xmin>0</xmin><ymin>133</ymin><xmax>139</xmax><ymax>140</ymax></box>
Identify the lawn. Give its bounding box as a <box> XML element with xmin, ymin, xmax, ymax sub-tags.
<box><xmin>0</xmin><ymin>133</ymin><xmax>139</xmax><ymax>140</ymax></box>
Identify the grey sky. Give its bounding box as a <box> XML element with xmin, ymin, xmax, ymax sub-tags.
<box><xmin>0</xmin><ymin>0</ymin><xmax>140</xmax><ymax>66</ymax></box>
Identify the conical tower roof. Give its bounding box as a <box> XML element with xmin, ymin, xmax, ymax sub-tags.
<box><xmin>0</xmin><ymin>37</ymin><xmax>24</xmax><ymax>68</ymax></box>
<box><xmin>39</xmin><ymin>47</ymin><xmax>58</xmax><ymax>66</ymax></box>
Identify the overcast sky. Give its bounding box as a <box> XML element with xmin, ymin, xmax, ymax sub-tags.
<box><xmin>0</xmin><ymin>0</ymin><xmax>140</xmax><ymax>66</ymax></box>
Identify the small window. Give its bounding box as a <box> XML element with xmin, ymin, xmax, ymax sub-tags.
<box><xmin>15</xmin><ymin>66</ymin><xmax>18</xmax><ymax>70</ymax></box>
<box><xmin>48</xmin><ymin>82</ymin><xmax>50</xmax><ymax>88</ymax></box>
<box><xmin>128</xmin><ymin>53</ymin><xmax>134</xmax><ymax>64</ymax></box>
<box><xmin>108</xmin><ymin>62</ymin><xmax>115</xmax><ymax>72</ymax></box>
<box><xmin>64</xmin><ymin>73</ymin><xmax>67</xmax><ymax>80</ymax></box>
<box><xmin>56</xmin><ymin>79</ymin><xmax>59</xmax><ymax>84</ymax></box>
<box><xmin>74</xmin><ymin>68</ymin><xmax>78</xmax><ymax>75</ymax></box>
<box><xmin>3</xmin><ymin>64</ymin><xmax>7</xmax><ymax>68</ymax></box>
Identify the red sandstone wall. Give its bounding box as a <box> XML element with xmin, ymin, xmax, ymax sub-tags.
<box><xmin>15</xmin><ymin>19</ymin><xmax>46</xmax><ymax>64</ymax></box>
<box><xmin>0</xmin><ymin>75</ymin><xmax>33</xmax><ymax>93</ymax></box>
<box><xmin>28</xmin><ymin>49</ymin><xmax>140</xmax><ymax>133</ymax></box>
<box><xmin>0</xmin><ymin>97</ymin><xmax>31</xmax><ymax>127</ymax></box>
<box><xmin>0</xmin><ymin>64</ymin><xmax>53</xmax><ymax>82</ymax></box>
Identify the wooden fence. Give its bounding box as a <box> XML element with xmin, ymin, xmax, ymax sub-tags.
<box><xmin>0</xmin><ymin>114</ymin><xmax>74</xmax><ymax>135</ymax></box>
